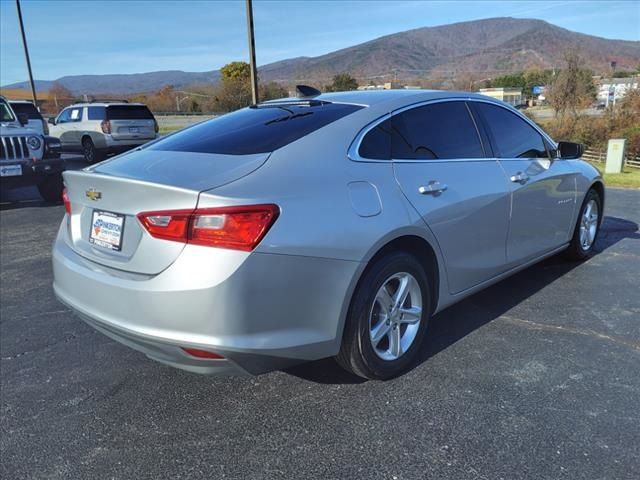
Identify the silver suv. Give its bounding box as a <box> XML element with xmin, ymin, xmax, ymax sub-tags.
<box><xmin>1</xmin><ymin>96</ymin><xmax>63</xmax><ymax>202</ymax></box>
<box><xmin>49</xmin><ymin>101</ymin><xmax>158</xmax><ymax>163</ymax></box>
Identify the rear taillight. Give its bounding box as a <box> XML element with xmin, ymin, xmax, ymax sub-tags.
<box><xmin>153</xmin><ymin>119</ymin><xmax>159</xmax><ymax>134</ymax></box>
<box><xmin>43</xmin><ymin>119</ymin><xmax>49</xmax><ymax>135</ymax></box>
<box><xmin>181</xmin><ymin>348</ymin><xmax>224</xmax><ymax>359</ymax></box>
<box><xmin>62</xmin><ymin>188</ymin><xmax>71</xmax><ymax>214</ymax></box>
<box><xmin>137</xmin><ymin>204</ymin><xmax>279</xmax><ymax>251</ymax></box>
<box><xmin>101</xmin><ymin>119</ymin><xmax>112</xmax><ymax>134</ymax></box>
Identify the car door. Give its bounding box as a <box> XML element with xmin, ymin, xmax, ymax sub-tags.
<box><xmin>50</xmin><ymin>108</ymin><xmax>72</xmax><ymax>147</ymax></box>
<box><xmin>470</xmin><ymin>101</ymin><xmax>576</xmax><ymax>266</ymax></box>
<box><xmin>389</xmin><ymin>100</ymin><xmax>511</xmax><ymax>294</ymax></box>
<box><xmin>66</xmin><ymin>106</ymin><xmax>84</xmax><ymax>147</ymax></box>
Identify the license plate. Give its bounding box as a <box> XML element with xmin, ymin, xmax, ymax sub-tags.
<box><xmin>129</xmin><ymin>127</ymin><xmax>139</xmax><ymax>133</ymax></box>
<box><xmin>89</xmin><ymin>210</ymin><xmax>125</xmax><ymax>251</ymax></box>
<box><xmin>0</xmin><ymin>165</ymin><xmax>22</xmax><ymax>177</ymax></box>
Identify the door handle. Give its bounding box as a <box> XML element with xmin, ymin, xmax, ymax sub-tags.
<box><xmin>418</xmin><ymin>181</ymin><xmax>448</xmax><ymax>195</ymax></box>
<box><xmin>510</xmin><ymin>172</ymin><xmax>529</xmax><ymax>184</ymax></box>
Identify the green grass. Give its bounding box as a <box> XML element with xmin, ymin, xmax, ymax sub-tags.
<box><xmin>587</xmin><ymin>161</ymin><xmax>640</xmax><ymax>189</ymax></box>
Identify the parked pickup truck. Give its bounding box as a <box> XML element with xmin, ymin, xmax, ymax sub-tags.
<box><xmin>1</xmin><ymin>96</ymin><xmax>63</xmax><ymax>202</ymax></box>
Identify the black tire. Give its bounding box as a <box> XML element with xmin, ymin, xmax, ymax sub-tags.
<box><xmin>565</xmin><ymin>188</ymin><xmax>602</xmax><ymax>261</ymax></box>
<box><xmin>37</xmin><ymin>173</ymin><xmax>64</xmax><ymax>203</ymax></box>
<box><xmin>82</xmin><ymin>137</ymin><xmax>104</xmax><ymax>164</ymax></box>
<box><xmin>336</xmin><ymin>251</ymin><xmax>431</xmax><ymax>380</ymax></box>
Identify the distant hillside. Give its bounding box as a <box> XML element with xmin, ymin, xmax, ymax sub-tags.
<box><xmin>3</xmin><ymin>17</ymin><xmax>639</xmax><ymax>94</ymax></box>
<box><xmin>258</xmin><ymin>17</ymin><xmax>640</xmax><ymax>83</ymax></box>
<box><xmin>3</xmin><ymin>70</ymin><xmax>220</xmax><ymax>95</ymax></box>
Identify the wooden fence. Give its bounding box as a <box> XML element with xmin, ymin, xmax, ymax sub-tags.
<box><xmin>582</xmin><ymin>149</ymin><xmax>640</xmax><ymax>169</ymax></box>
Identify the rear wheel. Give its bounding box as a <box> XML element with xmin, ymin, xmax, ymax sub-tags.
<box><xmin>82</xmin><ymin>137</ymin><xmax>104</xmax><ymax>164</ymax></box>
<box><xmin>565</xmin><ymin>188</ymin><xmax>602</xmax><ymax>260</ymax></box>
<box><xmin>37</xmin><ymin>173</ymin><xmax>63</xmax><ymax>203</ymax></box>
<box><xmin>336</xmin><ymin>251</ymin><xmax>431</xmax><ymax>380</ymax></box>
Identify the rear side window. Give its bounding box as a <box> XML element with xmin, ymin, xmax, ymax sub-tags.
<box><xmin>107</xmin><ymin>105</ymin><xmax>154</xmax><ymax>120</ymax></box>
<box><xmin>391</xmin><ymin>102</ymin><xmax>484</xmax><ymax>160</ymax></box>
<box><xmin>9</xmin><ymin>102</ymin><xmax>41</xmax><ymax>119</ymax></box>
<box><xmin>148</xmin><ymin>102</ymin><xmax>364</xmax><ymax>155</ymax></box>
<box><xmin>359</xmin><ymin>119</ymin><xmax>392</xmax><ymax>160</ymax></box>
<box><xmin>88</xmin><ymin>106</ymin><xmax>106</xmax><ymax>120</ymax></box>
<box><xmin>473</xmin><ymin>103</ymin><xmax>549</xmax><ymax>159</ymax></box>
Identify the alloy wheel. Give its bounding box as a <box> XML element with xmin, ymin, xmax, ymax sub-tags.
<box><xmin>369</xmin><ymin>272</ymin><xmax>423</xmax><ymax>361</ymax></box>
<box><xmin>579</xmin><ymin>199</ymin><xmax>599</xmax><ymax>250</ymax></box>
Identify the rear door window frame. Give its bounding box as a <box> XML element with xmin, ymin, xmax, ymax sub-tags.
<box><xmin>350</xmin><ymin>98</ymin><xmax>493</xmax><ymax>163</ymax></box>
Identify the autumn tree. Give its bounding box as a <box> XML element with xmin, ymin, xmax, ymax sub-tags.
<box><xmin>44</xmin><ymin>82</ymin><xmax>74</xmax><ymax>113</ymax></box>
<box><xmin>216</xmin><ymin>61</ymin><xmax>253</xmax><ymax>111</ymax></box>
<box><xmin>324</xmin><ymin>73</ymin><xmax>358</xmax><ymax>92</ymax></box>
<box><xmin>260</xmin><ymin>82</ymin><xmax>288</xmax><ymax>101</ymax></box>
<box><xmin>547</xmin><ymin>50</ymin><xmax>596</xmax><ymax>118</ymax></box>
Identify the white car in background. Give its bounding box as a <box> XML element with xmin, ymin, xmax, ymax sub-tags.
<box><xmin>49</xmin><ymin>101</ymin><xmax>159</xmax><ymax>163</ymax></box>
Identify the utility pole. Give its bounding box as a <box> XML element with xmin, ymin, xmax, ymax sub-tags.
<box><xmin>245</xmin><ymin>0</ymin><xmax>259</xmax><ymax>104</ymax></box>
<box><xmin>15</xmin><ymin>0</ymin><xmax>38</xmax><ymax>107</ymax></box>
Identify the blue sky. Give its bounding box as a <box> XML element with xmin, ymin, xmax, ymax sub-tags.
<box><xmin>1</xmin><ymin>0</ymin><xmax>639</xmax><ymax>85</ymax></box>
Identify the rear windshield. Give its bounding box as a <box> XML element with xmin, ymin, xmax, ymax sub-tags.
<box><xmin>106</xmin><ymin>105</ymin><xmax>154</xmax><ymax>120</ymax></box>
<box><xmin>9</xmin><ymin>102</ymin><xmax>41</xmax><ymax>119</ymax></box>
<box><xmin>148</xmin><ymin>102</ymin><xmax>364</xmax><ymax>155</ymax></box>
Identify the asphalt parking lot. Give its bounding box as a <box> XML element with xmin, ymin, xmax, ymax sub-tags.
<box><xmin>1</xmin><ymin>165</ymin><xmax>639</xmax><ymax>479</ymax></box>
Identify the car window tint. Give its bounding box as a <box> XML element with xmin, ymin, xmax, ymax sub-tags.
<box><xmin>0</xmin><ymin>101</ymin><xmax>15</xmax><ymax>122</ymax></box>
<box><xmin>69</xmin><ymin>108</ymin><xmax>83</xmax><ymax>122</ymax></box>
<box><xmin>474</xmin><ymin>103</ymin><xmax>548</xmax><ymax>159</ymax></box>
<box><xmin>359</xmin><ymin>119</ymin><xmax>391</xmax><ymax>160</ymax></box>
<box><xmin>9</xmin><ymin>103</ymin><xmax>41</xmax><ymax>119</ymax></box>
<box><xmin>391</xmin><ymin>102</ymin><xmax>484</xmax><ymax>160</ymax></box>
<box><xmin>107</xmin><ymin>105</ymin><xmax>154</xmax><ymax>120</ymax></box>
<box><xmin>148</xmin><ymin>102</ymin><xmax>364</xmax><ymax>155</ymax></box>
<box><xmin>88</xmin><ymin>106</ymin><xmax>106</xmax><ymax>120</ymax></box>
<box><xmin>57</xmin><ymin>109</ymin><xmax>71</xmax><ymax>123</ymax></box>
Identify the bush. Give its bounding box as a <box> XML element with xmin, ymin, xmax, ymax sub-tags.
<box><xmin>543</xmin><ymin>89</ymin><xmax>640</xmax><ymax>157</ymax></box>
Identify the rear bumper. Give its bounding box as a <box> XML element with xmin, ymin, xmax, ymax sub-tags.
<box><xmin>104</xmin><ymin>135</ymin><xmax>156</xmax><ymax>152</ymax></box>
<box><xmin>52</xmin><ymin>221</ymin><xmax>359</xmax><ymax>375</ymax></box>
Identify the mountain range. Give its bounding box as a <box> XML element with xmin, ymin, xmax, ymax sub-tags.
<box><xmin>3</xmin><ymin>17</ymin><xmax>639</xmax><ymax>95</ymax></box>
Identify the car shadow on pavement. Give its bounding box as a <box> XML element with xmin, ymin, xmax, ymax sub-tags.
<box><xmin>286</xmin><ymin>216</ymin><xmax>639</xmax><ymax>384</ymax></box>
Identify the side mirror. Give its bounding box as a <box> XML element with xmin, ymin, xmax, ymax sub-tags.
<box><xmin>557</xmin><ymin>141</ymin><xmax>584</xmax><ymax>160</ymax></box>
<box><xmin>17</xmin><ymin>113</ymin><xmax>29</xmax><ymax>126</ymax></box>
<box><xmin>48</xmin><ymin>117</ymin><xmax>56</xmax><ymax>125</ymax></box>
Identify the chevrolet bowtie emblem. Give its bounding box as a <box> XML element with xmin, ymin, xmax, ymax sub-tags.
<box><xmin>85</xmin><ymin>188</ymin><xmax>102</xmax><ymax>201</ymax></box>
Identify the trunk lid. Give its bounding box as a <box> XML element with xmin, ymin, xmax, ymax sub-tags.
<box><xmin>63</xmin><ymin>149</ymin><xmax>268</xmax><ymax>274</ymax></box>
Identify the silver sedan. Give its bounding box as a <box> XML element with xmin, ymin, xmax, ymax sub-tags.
<box><xmin>52</xmin><ymin>89</ymin><xmax>604</xmax><ymax>379</ymax></box>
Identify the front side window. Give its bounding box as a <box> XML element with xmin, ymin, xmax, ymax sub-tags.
<box><xmin>69</xmin><ymin>108</ymin><xmax>83</xmax><ymax>122</ymax></box>
<box><xmin>148</xmin><ymin>102</ymin><xmax>363</xmax><ymax>155</ymax></box>
<box><xmin>391</xmin><ymin>102</ymin><xmax>484</xmax><ymax>160</ymax></box>
<box><xmin>473</xmin><ymin>103</ymin><xmax>549</xmax><ymax>159</ymax></box>
<box><xmin>56</xmin><ymin>108</ymin><xmax>71</xmax><ymax>124</ymax></box>
<box><xmin>0</xmin><ymin>101</ymin><xmax>15</xmax><ymax>122</ymax></box>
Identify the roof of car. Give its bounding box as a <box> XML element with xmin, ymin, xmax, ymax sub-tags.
<box><xmin>65</xmin><ymin>102</ymin><xmax>147</xmax><ymax>107</ymax></box>
<box><xmin>266</xmin><ymin>89</ymin><xmax>504</xmax><ymax>108</ymax></box>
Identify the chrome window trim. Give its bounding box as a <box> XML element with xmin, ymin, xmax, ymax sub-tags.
<box><xmin>348</xmin><ymin>97</ymin><xmax>557</xmax><ymax>164</ymax></box>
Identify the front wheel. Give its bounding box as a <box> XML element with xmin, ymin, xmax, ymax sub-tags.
<box><xmin>336</xmin><ymin>251</ymin><xmax>431</xmax><ymax>380</ymax></box>
<box><xmin>565</xmin><ymin>188</ymin><xmax>602</xmax><ymax>260</ymax></box>
<box><xmin>37</xmin><ymin>174</ymin><xmax>64</xmax><ymax>203</ymax></box>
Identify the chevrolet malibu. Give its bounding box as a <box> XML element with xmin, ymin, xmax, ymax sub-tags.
<box><xmin>53</xmin><ymin>89</ymin><xmax>604</xmax><ymax>380</ymax></box>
